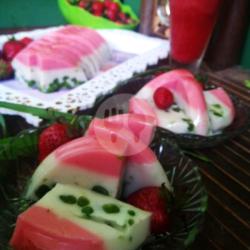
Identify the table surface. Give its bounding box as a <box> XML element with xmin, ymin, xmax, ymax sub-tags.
<box><xmin>187</xmin><ymin>67</ymin><xmax>250</xmax><ymax>250</ymax></box>
<box><xmin>0</xmin><ymin>28</ymin><xmax>250</xmax><ymax>250</ymax></box>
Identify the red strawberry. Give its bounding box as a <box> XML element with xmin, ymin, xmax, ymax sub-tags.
<box><xmin>106</xmin><ymin>9</ymin><xmax>117</xmax><ymax>21</ymax></box>
<box><xmin>104</xmin><ymin>0</ymin><xmax>112</xmax><ymax>8</ymax></box>
<box><xmin>2</xmin><ymin>39</ymin><xmax>25</xmax><ymax>61</ymax></box>
<box><xmin>127</xmin><ymin>187</ymin><xmax>169</xmax><ymax>234</ymax></box>
<box><xmin>78</xmin><ymin>0</ymin><xmax>88</xmax><ymax>8</ymax></box>
<box><xmin>20</xmin><ymin>37</ymin><xmax>33</xmax><ymax>46</ymax></box>
<box><xmin>108</xmin><ymin>2</ymin><xmax>120</xmax><ymax>12</ymax></box>
<box><xmin>0</xmin><ymin>59</ymin><xmax>14</xmax><ymax>80</ymax></box>
<box><xmin>92</xmin><ymin>1</ymin><xmax>104</xmax><ymax>13</ymax></box>
<box><xmin>153</xmin><ymin>87</ymin><xmax>174</xmax><ymax>110</ymax></box>
<box><xmin>92</xmin><ymin>10</ymin><xmax>103</xmax><ymax>16</ymax></box>
<box><xmin>118</xmin><ymin>12</ymin><xmax>127</xmax><ymax>23</ymax></box>
<box><xmin>38</xmin><ymin>123</ymin><xmax>75</xmax><ymax>162</ymax></box>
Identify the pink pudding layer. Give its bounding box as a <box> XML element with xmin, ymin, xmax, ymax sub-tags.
<box><xmin>15</xmin><ymin>26</ymin><xmax>107</xmax><ymax>70</ymax></box>
<box><xmin>87</xmin><ymin>114</ymin><xmax>156</xmax><ymax>147</ymax></box>
<box><xmin>10</xmin><ymin>206</ymin><xmax>104</xmax><ymax>250</ymax></box>
<box><xmin>130</xmin><ymin>70</ymin><xmax>209</xmax><ymax>136</ymax></box>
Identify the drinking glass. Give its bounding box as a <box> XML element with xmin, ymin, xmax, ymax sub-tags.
<box><xmin>169</xmin><ymin>0</ymin><xmax>222</xmax><ymax>72</ymax></box>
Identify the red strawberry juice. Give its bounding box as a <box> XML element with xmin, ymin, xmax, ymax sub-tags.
<box><xmin>169</xmin><ymin>0</ymin><xmax>222</xmax><ymax>65</ymax></box>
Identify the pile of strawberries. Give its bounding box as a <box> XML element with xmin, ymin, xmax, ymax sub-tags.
<box><xmin>69</xmin><ymin>0</ymin><xmax>136</xmax><ymax>25</ymax></box>
<box><xmin>0</xmin><ymin>37</ymin><xmax>33</xmax><ymax>80</ymax></box>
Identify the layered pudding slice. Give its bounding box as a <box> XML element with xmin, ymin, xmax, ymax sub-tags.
<box><xmin>87</xmin><ymin>114</ymin><xmax>157</xmax><ymax>147</ymax></box>
<box><xmin>25</xmin><ymin>136</ymin><xmax>127</xmax><ymax>200</ymax></box>
<box><xmin>86</xmin><ymin>115</ymin><xmax>171</xmax><ymax>196</ymax></box>
<box><xmin>205</xmin><ymin>87</ymin><xmax>235</xmax><ymax>132</ymax></box>
<box><xmin>123</xmin><ymin>146</ymin><xmax>171</xmax><ymax>198</ymax></box>
<box><xmin>130</xmin><ymin>70</ymin><xmax>209</xmax><ymax>135</ymax></box>
<box><xmin>12</xmin><ymin>25</ymin><xmax>111</xmax><ymax>92</ymax></box>
<box><xmin>86</xmin><ymin>117</ymin><xmax>152</xmax><ymax>157</ymax></box>
<box><xmin>11</xmin><ymin>184</ymin><xmax>151</xmax><ymax>250</ymax></box>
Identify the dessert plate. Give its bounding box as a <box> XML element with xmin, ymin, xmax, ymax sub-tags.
<box><xmin>93</xmin><ymin>73</ymin><xmax>250</xmax><ymax>149</ymax></box>
<box><xmin>140</xmin><ymin>136</ymin><xmax>207</xmax><ymax>249</ymax></box>
<box><xmin>0</xmin><ymin>134</ymin><xmax>207</xmax><ymax>250</ymax></box>
<box><xmin>0</xmin><ymin>26</ymin><xmax>169</xmax><ymax>125</ymax></box>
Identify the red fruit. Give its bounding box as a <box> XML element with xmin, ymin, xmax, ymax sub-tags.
<box><xmin>104</xmin><ymin>0</ymin><xmax>112</xmax><ymax>8</ymax></box>
<box><xmin>106</xmin><ymin>9</ymin><xmax>117</xmax><ymax>21</ymax></box>
<box><xmin>20</xmin><ymin>37</ymin><xmax>33</xmax><ymax>46</ymax></box>
<box><xmin>127</xmin><ymin>187</ymin><xmax>169</xmax><ymax>234</ymax></box>
<box><xmin>0</xmin><ymin>59</ymin><xmax>14</xmax><ymax>80</ymax></box>
<box><xmin>108</xmin><ymin>2</ymin><xmax>120</xmax><ymax>12</ymax></box>
<box><xmin>153</xmin><ymin>87</ymin><xmax>174</xmax><ymax>110</ymax></box>
<box><xmin>92</xmin><ymin>1</ymin><xmax>104</xmax><ymax>13</ymax></box>
<box><xmin>118</xmin><ymin>12</ymin><xmax>127</xmax><ymax>23</ymax></box>
<box><xmin>38</xmin><ymin>123</ymin><xmax>74</xmax><ymax>162</ymax></box>
<box><xmin>92</xmin><ymin>10</ymin><xmax>103</xmax><ymax>16</ymax></box>
<box><xmin>78</xmin><ymin>0</ymin><xmax>87</xmax><ymax>8</ymax></box>
<box><xmin>2</xmin><ymin>39</ymin><xmax>25</xmax><ymax>61</ymax></box>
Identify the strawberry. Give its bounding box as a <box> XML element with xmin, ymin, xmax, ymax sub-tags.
<box><xmin>2</xmin><ymin>38</ymin><xmax>25</xmax><ymax>61</ymax></box>
<box><xmin>118</xmin><ymin>12</ymin><xmax>127</xmax><ymax>23</ymax></box>
<box><xmin>0</xmin><ymin>59</ymin><xmax>14</xmax><ymax>80</ymax></box>
<box><xmin>38</xmin><ymin>123</ymin><xmax>75</xmax><ymax>162</ymax></box>
<box><xmin>127</xmin><ymin>186</ymin><xmax>169</xmax><ymax>234</ymax></box>
<box><xmin>78</xmin><ymin>0</ymin><xmax>88</xmax><ymax>8</ymax></box>
<box><xmin>104</xmin><ymin>0</ymin><xmax>112</xmax><ymax>8</ymax></box>
<box><xmin>153</xmin><ymin>87</ymin><xmax>174</xmax><ymax>110</ymax></box>
<box><xmin>106</xmin><ymin>9</ymin><xmax>118</xmax><ymax>21</ymax></box>
<box><xmin>20</xmin><ymin>37</ymin><xmax>33</xmax><ymax>46</ymax></box>
<box><xmin>92</xmin><ymin>1</ymin><xmax>104</xmax><ymax>13</ymax></box>
<box><xmin>108</xmin><ymin>2</ymin><xmax>120</xmax><ymax>12</ymax></box>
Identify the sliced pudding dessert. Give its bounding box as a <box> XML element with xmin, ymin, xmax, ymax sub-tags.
<box><xmin>86</xmin><ymin>114</ymin><xmax>171</xmax><ymax>197</ymax></box>
<box><xmin>129</xmin><ymin>69</ymin><xmax>235</xmax><ymax>136</ymax></box>
<box><xmin>12</xmin><ymin>25</ymin><xmax>111</xmax><ymax>92</ymax></box>
<box><xmin>123</xmin><ymin>146</ymin><xmax>171</xmax><ymax>198</ymax></box>
<box><xmin>11</xmin><ymin>184</ymin><xmax>151</xmax><ymax>250</ymax></box>
<box><xmin>25</xmin><ymin>136</ymin><xmax>128</xmax><ymax>200</ymax></box>
<box><xmin>87</xmin><ymin>113</ymin><xmax>157</xmax><ymax>147</ymax></box>
<box><xmin>205</xmin><ymin>87</ymin><xmax>235</xmax><ymax>133</ymax></box>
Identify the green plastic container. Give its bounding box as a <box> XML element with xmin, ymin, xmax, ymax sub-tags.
<box><xmin>58</xmin><ymin>0</ymin><xmax>140</xmax><ymax>30</ymax></box>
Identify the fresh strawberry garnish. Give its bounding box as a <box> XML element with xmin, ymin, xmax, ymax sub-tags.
<box><xmin>92</xmin><ymin>10</ymin><xmax>103</xmax><ymax>16</ymax></box>
<box><xmin>92</xmin><ymin>1</ymin><xmax>104</xmax><ymax>13</ymax></box>
<box><xmin>108</xmin><ymin>2</ymin><xmax>120</xmax><ymax>12</ymax></box>
<box><xmin>106</xmin><ymin>9</ymin><xmax>118</xmax><ymax>21</ymax></box>
<box><xmin>153</xmin><ymin>87</ymin><xmax>174</xmax><ymax>110</ymax></box>
<box><xmin>78</xmin><ymin>0</ymin><xmax>88</xmax><ymax>8</ymax></box>
<box><xmin>38</xmin><ymin>123</ymin><xmax>75</xmax><ymax>162</ymax></box>
<box><xmin>2</xmin><ymin>39</ymin><xmax>25</xmax><ymax>61</ymax></box>
<box><xmin>20</xmin><ymin>37</ymin><xmax>33</xmax><ymax>46</ymax></box>
<box><xmin>0</xmin><ymin>59</ymin><xmax>14</xmax><ymax>80</ymax></box>
<box><xmin>127</xmin><ymin>186</ymin><xmax>170</xmax><ymax>234</ymax></box>
<box><xmin>104</xmin><ymin>0</ymin><xmax>112</xmax><ymax>8</ymax></box>
<box><xmin>118</xmin><ymin>12</ymin><xmax>127</xmax><ymax>23</ymax></box>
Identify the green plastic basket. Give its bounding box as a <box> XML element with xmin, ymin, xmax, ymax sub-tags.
<box><xmin>58</xmin><ymin>0</ymin><xmax>140</xmax><ymax>30</ymax></box>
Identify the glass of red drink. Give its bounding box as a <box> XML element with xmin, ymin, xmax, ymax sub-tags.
<box><xmin>169</xmin><ymin>0</ymin><xmax>222</xmax><ymax>72</ymax></box>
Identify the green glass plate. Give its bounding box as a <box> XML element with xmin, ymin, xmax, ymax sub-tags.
<box><xmin>58</xmin><ymin>0</ymin><xmax>140</xmax><ymax>30</ymax></box>
<box><xmin>0</xmin><ymin>127</ymin><xmax>207</xmax><ymax>250</ymax></box>
<box><xmin>92</xmin><ymin>75</ymin><xmax>250</xmax><ymax>149</ymax></box>
<box><xmin>138</xmin><ymin>137</ymin><xmax>208</xmax><ymax>249</ymax></box>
